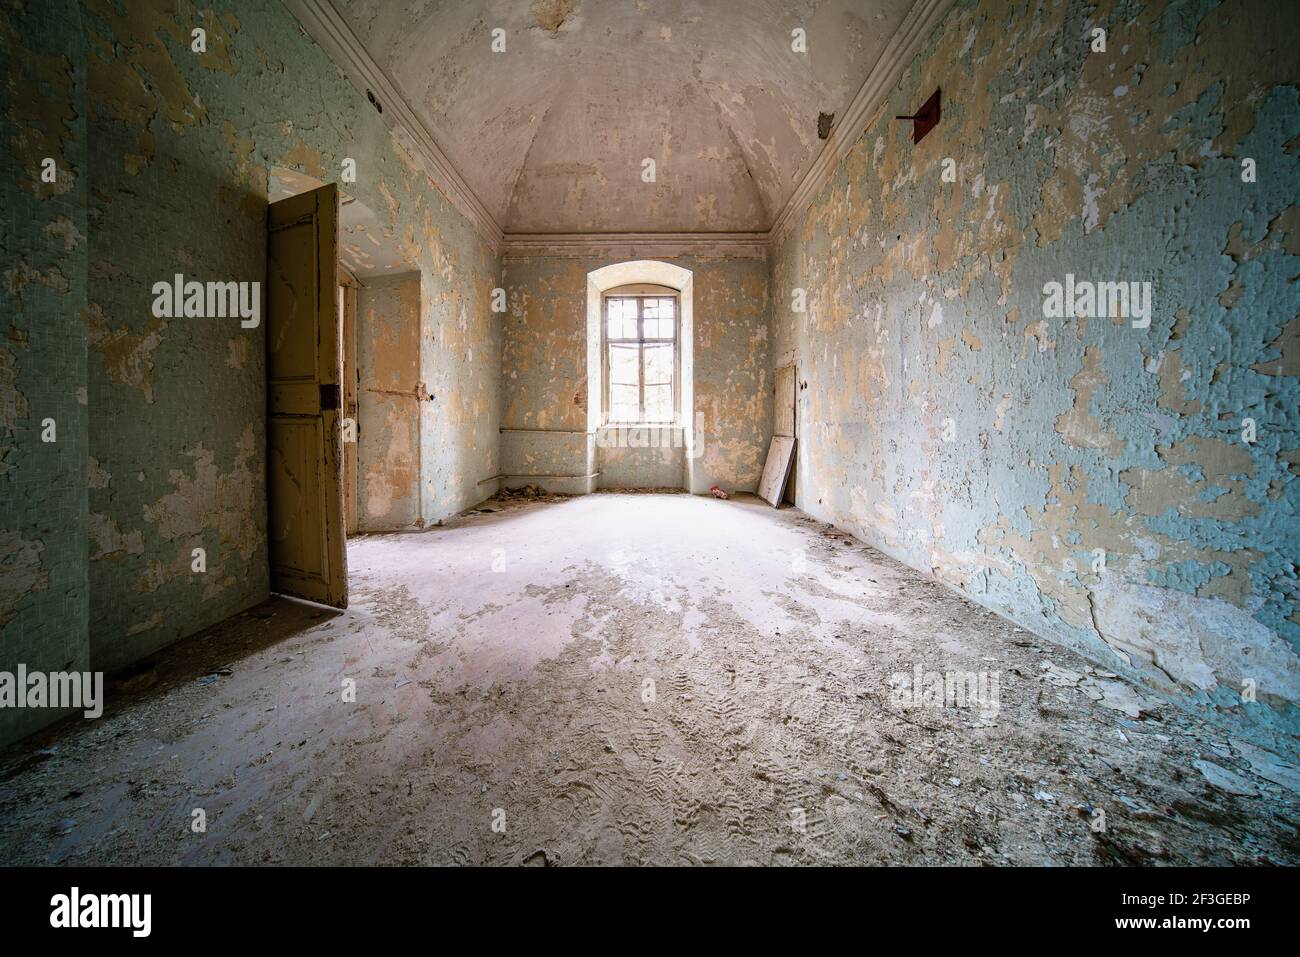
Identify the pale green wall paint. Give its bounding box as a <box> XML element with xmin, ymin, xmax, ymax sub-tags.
<box><xmin>1</xmin><ymin>0</ymin><xmax>500</xmax><ymax>744</ymax></box>
<box><xmin>0</xmin><ymin>0</ymin><xmax>90</xmax><ymax>746</ymax></box>
<box><xmin>771</xmin><ymin>0</ymin><xmax>1300</xmax><ymax>740</ymax></box>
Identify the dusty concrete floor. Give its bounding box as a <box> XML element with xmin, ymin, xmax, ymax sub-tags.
<box><xmin>1</xmin><ymin>493</ymin><xmax>1297</xmax><ymax>865</ymax></box>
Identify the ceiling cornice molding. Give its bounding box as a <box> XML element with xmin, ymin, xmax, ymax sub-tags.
<box><xmin>766</xmin><ymin>0</ymin><xmax>957</xmax><ymax>248</ymax></box>
<box><xmin>284</xmin><ymin>0</ymin><xmax>505</xmax><ymax>250</ymax></box>
<box><xmin>502</xmin><ymin>232</ymin><xmax>770</xmax><ymax>261</ymax></box>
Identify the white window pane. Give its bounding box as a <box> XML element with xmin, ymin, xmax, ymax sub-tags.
<box><xmin>643</xmin><ymin>299</ymin><xmax>674</xmax><ymax>339</ymax></box>
<box><xmin>609</xmin><ymin>344</ymin><xmax>639</xmax><ymax>385</ymax></box>
<box><xmin>610</xmin><ymin>384</ymin><xmax>639</xmax><ymax>421</ymax></box>
<box><xmin>644</xmin><ymin>383</ymin><xmax>672</xmax><ymax>422</ymax></box>
<box><xmin>607</xmin><ymin>298</ymin><xmax>638</xmax><ymax>339</ymax></box>
<box><xmin>644</xmin><ymin>344</ymin><xmax>673</xmax><ymax>384</ymax></box>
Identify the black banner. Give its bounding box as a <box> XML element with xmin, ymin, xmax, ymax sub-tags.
<box><xmin>0</xmin><ymin>865</ymin><xmax>1280</xmax><ymax>942</ymax></box>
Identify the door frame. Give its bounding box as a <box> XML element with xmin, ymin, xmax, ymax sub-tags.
<box><xmin>339</xmin><ymin>266</ymin><xmax>359</xmax><ymax>537</ymax></box>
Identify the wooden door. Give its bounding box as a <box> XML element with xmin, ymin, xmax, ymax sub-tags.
<box><xmin>266</xmin><ymin>183</ymin><xmax>347</xmax><ymax>607</ymax></box>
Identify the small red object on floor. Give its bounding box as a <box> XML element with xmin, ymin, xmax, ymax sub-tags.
<box><xmin>710</xmin><ymin>485</ymin><xmax>729</xmax><ymax>499</ymax></box>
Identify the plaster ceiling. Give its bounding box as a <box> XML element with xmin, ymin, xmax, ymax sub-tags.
<box><xmin>336</xmin><ymin>0</ymin><xmax>916</xmax><ymax>234</ymax></box>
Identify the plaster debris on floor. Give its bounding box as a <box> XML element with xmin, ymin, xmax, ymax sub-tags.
<box><xmin>2</xmin><ymin>495</ymin><xmax>1294</xmax><ymax>866</ymax></box>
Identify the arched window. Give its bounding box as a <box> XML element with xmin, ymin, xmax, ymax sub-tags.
<box><xmin>585</xmin><ymin>260</ymin><xmax>700</xmax><ymax>492</ymax></box>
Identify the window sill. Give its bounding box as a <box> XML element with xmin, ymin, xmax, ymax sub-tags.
<box><xmin>601</xmin><ymin>423</ymin><xmax>682</xmax><ymax>430</ymax></box>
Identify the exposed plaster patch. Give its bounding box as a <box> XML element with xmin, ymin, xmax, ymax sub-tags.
<box><xmin>1255</xmin><ymin>315</ymin><xmax>1300</xmax><ymax>377</ymax></box>
<box><xmin>1</xmin><ymin>16</ymin><xmax>79</xmax><ymax>197</ymax></box>
<box><xmin>84</xmin><ymin>303</ymin><xmax>166</xmax><ymax>403</ymax></box>
<box><xmin>0</xmin><ymin>346</ymin><xmax>29</xmax><ymax>474</ymax></box>
<box><xmin>89</xmin><ymin>511</ymin><xmax>144</xmax><ymax>561</ymax></box>
<box><xmin>225</xmin><ymin>335</ymin><xmax>250</xmax><ymax>370</ymax></box>
<box><xmin>137</xmin><ymin>424</ymin><xmax>261</xmax><ymax>593</ymax></box>
<box><xmin>531</xmin><ymin>0</ymin><xmax>577</xmax><ymax>34</ymax></box>
<box><xmin>3</xmin><ymin>260</ymin><xmax>70</xmax><ymax>300</ymax></box>
<box><xmin>42</xmin><ymin>216</ymin><xmax>86</xmax><ymax>251</ymax></box>
<box><xmin>145</xmin><ymin>425</ymin><xmax>259</xmax><ymax>549</ymax></box>
<box><xmin>87</xmin><ymin>456</ymin><xmax>111</xmax><ymax>489</ymax></box>
<box><xmin>0</xmin><ymin>531</ymin><xmax>49</xmax><ymax>630</ymax></box>
<box><xmin>1089</xmin><ymin>574</ymin><xmax>1300</xmax><ymax>709</ymax></box>
<box><xmin>1055</xmin><ymin>346</ymin><xmax>1124</xmax><ymax>457</ymax></box>
<box><xmin>1121</xmin><ymin>436</ymin><xmax>1258</xmax><ymax>523</ymax></box>
<box><xmin>1154</xmin><ymin>349</ymin><xmax>1202</xmax><ymax>414</ymax></box>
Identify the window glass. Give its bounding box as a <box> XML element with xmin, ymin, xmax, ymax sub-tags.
<box><xmin>607</xmin><ymin>297</ymin><xmax>638</xmax><ymax>339</ymax></box>
<box><xmin>645</xmin><ymin>298</ymin><xmax>674</xmax><ymax>339</ymax></box>
<box><xmin>609</xmin><ymin>343</ymin><xmax>639</xmax><ymax>384</ymax></box>
<box><xmin>643</xmin><ymin>384</ymin><xmax>673</xmax><ymax>422</ymax></box>
<box><xmin>643</xmin><ymin>343</ymin><xmax>673</xmax><ymax>384</ymax></box>
<box><xmin>609</xmin><ymin>388</ymin><xmax>638</xmax><ymax>422</ymax></box>
<box><xmin>604</xmin><ymin>295</ymin><xmax>678</xmax><ymax>423</ymax></box>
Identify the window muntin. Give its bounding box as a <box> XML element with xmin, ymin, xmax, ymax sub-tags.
<box><xmin>604</xmin><ymin>294</ymin><xmax>678</xmax><ymax>424</ymax></box>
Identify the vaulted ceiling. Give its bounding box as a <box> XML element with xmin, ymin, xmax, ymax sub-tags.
<box><xmin>336</xmin><ymin>0</ymin><xmax>915</xmax><ymax>234</ymax></box>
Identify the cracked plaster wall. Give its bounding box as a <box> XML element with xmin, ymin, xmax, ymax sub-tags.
<box><xmin>771</xmin><ymin>0</ymin><xmax>1300</xmax><ymax>739</ymax></box>
<box><xmin>1</xmin><ymin>0</ymin><xmax>501</xmax><ymax>743</ymax></box>
<box><xmin>78</xmin><ymin>0</ymin><xmax>500</xmax><ymax>675</ymax></box>
<box><xmin>0</xmin><ymin>0</ymin><xmax>91</xmax><ymax>746</ymax></box>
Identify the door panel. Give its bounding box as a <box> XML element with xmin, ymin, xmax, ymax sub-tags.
<box><xmin>266</xmin><ymin>183</ymin><xmax>347</xmax><ymax>608</ymax></box>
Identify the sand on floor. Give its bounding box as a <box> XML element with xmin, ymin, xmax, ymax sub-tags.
<box><xmin>1</xmin><ymin>493</ymin><xmax>1296</xmax><ymax>865</ymax></box>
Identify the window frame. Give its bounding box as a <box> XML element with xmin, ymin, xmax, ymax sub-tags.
<box><xmin>602</xmin><ymin>289</ymin><xmax>680</xmax><ymax>426</ymax></box>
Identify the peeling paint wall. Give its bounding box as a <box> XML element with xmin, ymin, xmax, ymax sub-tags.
<box><xmin>2</xmin><ymin>0</ymin><xmax>501</xmax><ymax>742</ymax></box>
<box><xmin>418</xmin><ymin>246</ymin><xmax>502</xmax><ymax>524</ymax></box>
<box><xmin>693</xmin><ymin>262</ymin><xmax>773</xmax><ymax>493</ymax></box>
<box><xmin>500</xmin><ymin>255</ymin><xmax>770</xmax><ymax>493</ymax></box>
<box><xmin>0</xmin><ymin>0</ymin><xmax>91</xmax><ymax>745</ymax></box>
<box><xmin>772</xmin><ymin>0</ymin><xmax>1300</xmax><ymax>736</ymax></box>
<box><xmin>74</xmin><ymin>0</ymin><xmax>499</xmax><ymax>675</ymax></box>
<box><xmin>598</xmin><ymin>435</ymin><xmax>686</xmax><ymax>491</ymax></box>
